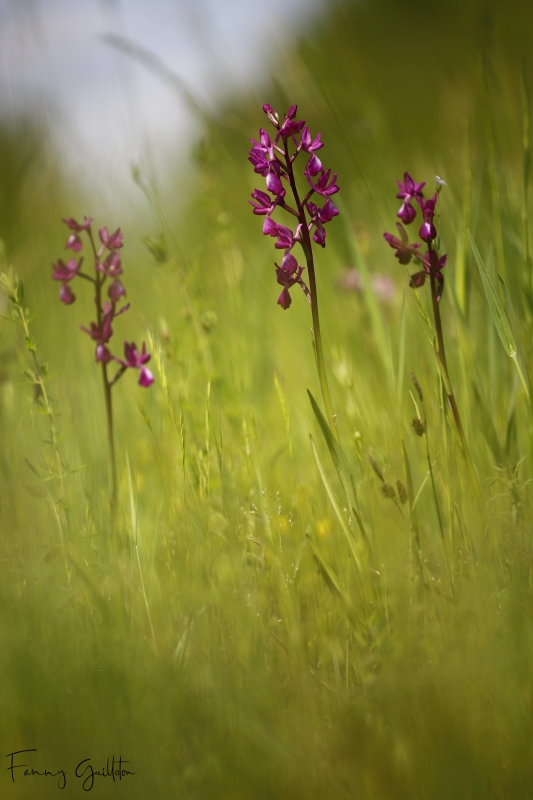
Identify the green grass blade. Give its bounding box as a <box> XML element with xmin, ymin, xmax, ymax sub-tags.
<box><xmin>468</xmin><ymin>229</ymin><xmax>516</xmax><ymax>357</ymax></box>
<box><xmin>308</xmin><ymin>389</ymin><xmax>361</xmax><ymax>525</ymax></box>
<box><xmin>306</xmin><ymin>533</ymin><xmax>354</xmax><ymax>611</ymax></box>
<box><xmin>310</xmin><ymin>434</ymin><xmax>362</xmax><ymax>571</ymax></box>
<box><xmin>468</xmin><ymin>230</ymin><xmax>529</xmax><ymax>398</ymax></box>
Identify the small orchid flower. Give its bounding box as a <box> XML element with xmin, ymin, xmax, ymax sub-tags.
<box><xmin>300</xmin><ymin>126</ymin><xmax>323</xmax><ymax>153</ymax></box>
<box><xmin>275</xmin><ymin>251</ymin><xmax>304</xmax><ymax>310</ymax></box>
<box><xmin>265</xmin><ymin>161</ymin><xmax>284</xmax><ymax>195</ymax></box>
<box><xmin>80</xmin><ymin>316</ymin><xmax>113</xmax><ymax>345</ymax></box>
<box><xmin>262</xmin><ymin>217</ymin><xmax>279</xmax><ymax>237</ymax></box>
<box><xmin>117</xmin><ymin>342</ymin><xmax>154</xmax><ymax>387</ymax></box>
<box><xmin>96</xmin><ymin>344</ymin><xmax>112</xmax><ymax>364</ymax></box>
<box><xmin>396</xmin><ymin>172</ymin><xmax>425</xmax><ymax>225</ymax></box>
<box><xmin>409</xmin><ymin>250</ymin><xmax>447</xmax><ymax>302</ymax></box>
<box><xmin>62</xmin><ymin>216</ymin><xmax>92</xmax><ymax>232</ymax></box>
<box><xmin>274</xmin><ymin>223</ymin><xmax>302</xmax><ymax>250</ymax></box>
<box><xmin>108</xmin><ymin>279</ymin><xmax>126</xmax><ymax>302</ymax></box>
<box><xmin>59</xmin><ymin>284</ymin><xmax>76</xmax><ymax>305</ymax></box>
<box><xmin>98</xmin><ymin>251</ymin><xmax>123</xmax><ymax>278</ymax></box>
<box><xmin>318</xmin><ymin>198</ymin><xmax>339</xmax><ymax>223</ymax></box>
<box><xmin>276</xmin><ymin>105</ymin><xmax>306</xmax><ymax>141</ymax></box>
<box><xmin>306</xmin><ymin>154</ymin><xmax>323</xmax><ymax>177</ymax></box>
<box><xmin>305</xmin><ymin>167</ymin><xmax>339</xmax><ymax>197</ymax></box>
<box><xmin>263</xmin><ymin>103</ymin><xmax>279</xmax><ymax>127</ymax></box>
<box><xmin>305</xmin><ymin>199</ymin><xmax>339</xmax><ymax>248</ymax></box>
<box><xmin>248</xmin><ymin>146</ymin><xmax>270</xmax><ymax>175</ymax></box>
<box><xmin>249</xmin><ymin>128</ymin><xmax>274</xmax><ymax>159</ymax></box>
<box><xmin>66</xmin><ymin>233</ymin><xmax>83</xmax><ymax>252</ymax></box>
<box><xmin>249</xmin><ymin>188</ymin><xmax>286</xmax><ymax>216</ymax></box>
<box><xmin>383</xmin><ymin>223</ymin><xmax>421</xmax><ymax>265</ymax></box>
<box><xmin>99</xmin><ymin>227</ymin><xmax>123</xmax><ymax>250</ymax></box>
<box><xmin>52</xmin><ymin>257</ymin><xmax>83</xmax><ymax>283</ymax></box>
<box><xmin>417</xmin><ymin>194</ymin><xmax>438</xmax><ymax>242</ymax></box>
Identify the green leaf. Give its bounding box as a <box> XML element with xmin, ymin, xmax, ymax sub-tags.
<box><xmin>306</xmin><ymin>533</ymin><xmax>354</xmax><ymax>610</ymax></box>
<box><xmin>137</xmin><ymin>402</ymin><xmax>153</xmax><ymax>432</ymax></box>
<box><xmin>308</xmin><ymin>390</ymin><xmax>356</xmax><ymax>512</ymax></box>
<box><xmin>472</xmin><ymin>382</ymin><xmax>504</xmax><ymax>464</ymax></box>
<box><xmin>309</xmin><ymin>434</ymin><xmax>362</xmax><ymax>571</ymax></box>
<box><xmin>0</xmin><ymin>268</ymin><xmax>16</xmax><ymax>299</ymax></box>
<box><xmin>142</xmin><ymin>233</ymin><xmax>168</xmax><ymax>264</ymax></box>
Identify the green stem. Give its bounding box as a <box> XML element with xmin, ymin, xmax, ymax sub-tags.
<box><xmin>427</xmin><ymin>249</ymin><xmax>474</xmax><ymax>478</ymax></box>
<box><xmin>103</xmin><ymin>361</ymin><xmax>117</xmax><ymax>519</ymax></box>
<box><xmin>89</xmin><ymin>228</ymin><xmax>118</xmax><ymax>519</ymax></box>
<box><xmin>282</xmin><ymin>140</ymin><xmax>338</xmax><ymax>441</ymax></box>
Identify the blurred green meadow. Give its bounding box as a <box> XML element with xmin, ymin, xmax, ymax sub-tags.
<box><xmin>3</xmin><ymin>0</ymin><xmax>533</xmax><ymax>796</ymax></box>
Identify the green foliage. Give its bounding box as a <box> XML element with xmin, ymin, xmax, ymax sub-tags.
<box><xmin>2</xmin><ymin>0</ymin><xmax>533</xmax><ymax>797</ymax></box>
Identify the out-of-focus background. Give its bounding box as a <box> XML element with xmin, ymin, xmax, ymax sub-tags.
<box><xmin>3</xmin><ymin>0</ymin><xmax>533</xmax><ymax>797</ymax></box>
<box><xmin>0</xmin><ymin>0</ymin><xmax>324</xmax><ymax>193</ymax></box>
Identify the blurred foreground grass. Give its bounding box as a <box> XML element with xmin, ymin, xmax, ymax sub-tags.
<box><xmin>3</xmin><ymin>0</ymin><xmax>533</xmax><ymax>796</ymax></box>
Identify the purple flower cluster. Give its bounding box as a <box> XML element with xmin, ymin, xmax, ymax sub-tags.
<box><xmin>248</xmin><ymin>104</ymin><xmax>339</xmax><ymax>309</ymax></box>
<box><xmin>52</xmin><ymin>218</ymin><xmax>154</xmax><ymax>387</ymax></box>
<box><xmin>383</xmin><ymin>173</ymin><xmax>447</xmax><ymax>302</ymax></box>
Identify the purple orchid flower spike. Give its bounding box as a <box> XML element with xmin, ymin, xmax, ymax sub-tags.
<box><xmin>383</xmin><ymin>222</ymin><xmax>421</xmax><ymax>265</ymax></box>
<box><xmin>52</xmin><ymin>216</ymin><xmax>154</xmax><ymax>515</ymax></box>
<box><xmin>248</xmin><ymin>102</ymin><xmax>340</xmax><ymax>308</ymax></box>
<box><xmin>383</xmin><ymin>173</ymin><xmax>470</xmax><ymax>458</ymax></box>
<box><xmin>248</xmin><ymin>102</ymin><xmax>341</xmax><ymax>436</ymax></box>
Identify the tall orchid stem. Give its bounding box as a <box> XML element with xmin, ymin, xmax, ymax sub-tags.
<box><xmin>103</xmin><ymin>362</ymin><xmax>118</xmax><ymax>520</ymax></box>
<box><xmin>89</xmin><ymin>229</ymin><xmax>118</xmax><ymax>520</ymax></box>
<box><xmin>427</xmin><ymin>242</ymin><xmax>469</xmax><ymax>459</ymax></box>
<box><xmin>282</xmin><ymin>140</ymin><xmax>338</xmax><ymax>441</ymax></box>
